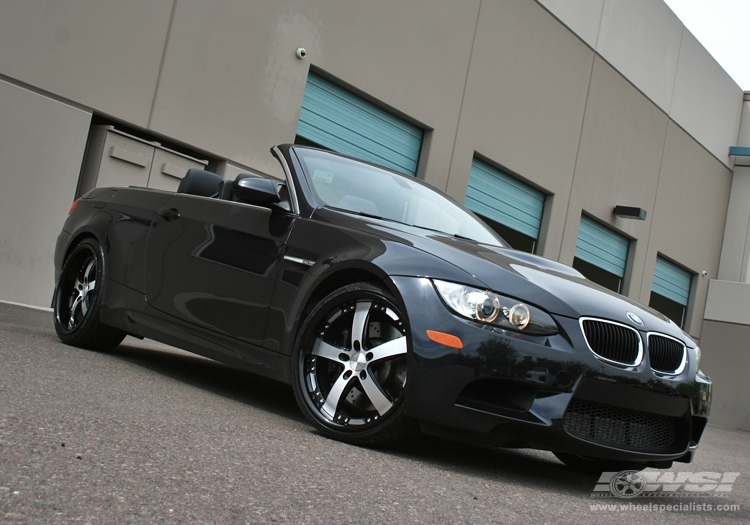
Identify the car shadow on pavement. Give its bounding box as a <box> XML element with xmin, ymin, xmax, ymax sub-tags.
<box><xmin>103</xmin><ymin>337</ymin><xmax>307</xmax><ymax>424</ymax></box>
<box><xmin>94</xmin><ymin>336</ymin><xmax>602</xmax><ymax>496</ymax></box>
<box><xmin>394</xmin><ymin>434</ymin><xmax>600</xmax><ymax>494</ymax></box>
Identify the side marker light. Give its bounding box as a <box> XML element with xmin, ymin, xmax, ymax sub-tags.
<box><xmin>426</xmin><ymin>330</ymin><xmax>463</xmax><ymax>349</ymax></box>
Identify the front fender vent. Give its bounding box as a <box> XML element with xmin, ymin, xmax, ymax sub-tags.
<box><xmin>580</xmin><ymin>318</ymin><xmax>642</xmax><ymax>367</ymax></box>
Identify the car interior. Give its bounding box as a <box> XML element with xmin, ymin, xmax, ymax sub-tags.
<box><xmin>177</xmin><ymin>168</ymin><xmax>291</xmax><ymax>211</ymax></box>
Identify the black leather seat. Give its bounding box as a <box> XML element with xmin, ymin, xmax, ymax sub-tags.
<box><xmin>177</xmin><ymin>169</ymin><xmax>223</xmax><ymax>197</ymax></box>
<box><xmin>217</xmin><ymin>179</ymin><xmax>234</xmax><ymax>200</ymax></box>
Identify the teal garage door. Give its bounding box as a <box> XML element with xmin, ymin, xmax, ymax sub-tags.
<box><xmin>465</xmin><ymin>158</ymin><xmax>545</xmax><ymax>241</ymax></box>
<box><xmin>297</xmin><ymin>73</ymin><xmax>423</xmax><ymax>176</ymax></box>
<box><xmin>575</xmin><ymin>216</ymin><xmax>629</xmax><ymax>277</ymax></box>
<box><xmin>652</xmin><ymin>256</ymin><xmax>691</xmax><ymax>306</ymax></box>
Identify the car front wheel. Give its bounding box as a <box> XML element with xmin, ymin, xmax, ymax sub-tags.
<box><xmin>292</xmin><ymin>282</ymin><xmax>415</xmax><ymax>446</ymax></box>
<box><xmin>53</xmin><ymin>238</ymin><xmax>126</xmax><ymax>351</ymax></box>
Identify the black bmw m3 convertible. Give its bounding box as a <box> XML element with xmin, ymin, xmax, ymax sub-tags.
<box><xmin>53</xmin><ymin>144</ymin><xmax>711</xmax><ymax>471</ymax></box>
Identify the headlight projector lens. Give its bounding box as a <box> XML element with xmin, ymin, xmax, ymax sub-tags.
<box><xmin>476</xmin><ymin>295</ymin><xmax>500</xmax><ymax>322</ymax></box>
<box><xmin>508</xmin><ymin>303</ymin><xmax>530</xmax><ymax>329</ymax></box>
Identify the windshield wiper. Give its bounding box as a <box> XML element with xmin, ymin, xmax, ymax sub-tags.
<box><xmin>324</xmin><ymin>206</ymin><xmax>476</xmax><ymax>241</ymax></box>
<box><xmin>406</xmin><ymin>224</ymin><xmax>475</xmax><ymax>241</ymax></box>
<box><xmin>323</xmin><ymin>205</ymin><xmax>403</xmax><ymax>224</ymax></box>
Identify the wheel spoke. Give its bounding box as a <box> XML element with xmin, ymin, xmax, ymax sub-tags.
<box><xmin>322</xmin><ymin>371</ymin><xmax>354</xmax><ymax>418</ymax></box>
<box><xmin>83</xmin><ymin>258</ymin><xmax>96</xmax><ymax>284</ymax></box>
<box><xmin>368</xmin><ymin>335</ymin><xmax>407</xmax><ymax>363</ymax></box>
<box><xmin>298</xmin><ymin>286</ymin><xmax>410</xmax><ymax>433</ymax></box>
<box><xmin>312</xmin><ymin>337</ymin><xmax>347</xmax><ymax>362</ymax></box>
<box><xmin>359</xmin><ymin>373</ymin><xmax>393</xmax><ymax>416</ymax></box>
<box><xmin>351</xmin><ymin>301</ymin><xmax>371</xmax><ymax>347</ymax></box>
<box><xmin>68</xmin><ymin>294</ymin><xmax>83</xmax><ymax>329</ymax></box>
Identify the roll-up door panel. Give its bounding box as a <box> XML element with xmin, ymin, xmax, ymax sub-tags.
<box><xmin>652</xmin><ymin>257</ymin><xmax>691</xmax><ymax>305</ymax></box>
<box><xmin>575</xmin><ymin>216</ymin><xmax>629</xmax><ymax>277</ymax></box>
<box><xmin>465</xmin><ymin>158</ymin><xmax>545</xmax><ymax>239</ymax></box>
<box><xmin>297</xmin><ymin>74</ymin><xmax>423</xmax><ymax>176</ymax></box>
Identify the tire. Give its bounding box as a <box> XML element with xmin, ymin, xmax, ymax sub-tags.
<box><xmin>292</xmin><ymin>282</ymin><xmax>416</xmax><ymax>446</ymax></box>
<box><xmin>53</xmin><ymin>238</ymin><xmax>126</xmax><ymax>351</ymax></box>
<box><xmin>553</xmin><ymin>452</ymin><xmax>649</xmax><ymax>474</ymax></box>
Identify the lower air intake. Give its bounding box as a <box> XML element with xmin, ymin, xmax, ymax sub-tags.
<box><xmin>563</xmin><ymin>399</ymin><xmax>681</xmax><ymax>453</ymax></box>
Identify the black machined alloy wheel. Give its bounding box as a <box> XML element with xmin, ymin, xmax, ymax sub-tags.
<box><xmin>53</xmin><ymin>238</ymin><xmax>126</xmax><ymax>351</ymax></box>
<box><xmin>292</xmin><ymin>282</ymin><xmax>414</xmax><ymax>446</ymax></box>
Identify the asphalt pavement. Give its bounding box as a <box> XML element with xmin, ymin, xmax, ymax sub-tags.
<box><xmin>1</xmin><ymin>301</ymin><xmax>748</xmax><ymax>524</ymax></box>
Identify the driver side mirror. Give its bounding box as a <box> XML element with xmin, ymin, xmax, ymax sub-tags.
<box><xmin>232</xmin><ymin>177</ymin><xmax>280</xmax><ymax>206</ymax></box>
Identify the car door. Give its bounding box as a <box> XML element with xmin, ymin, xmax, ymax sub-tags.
<box><xmin>144</xmin><ymin>194</ymin><xmax>294</xmax><ymax>346</ymax></box>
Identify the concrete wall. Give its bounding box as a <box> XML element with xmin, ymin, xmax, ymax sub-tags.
<box><xmin>701</xmin><ymin>92</ymin><xmax>750</xmax><ymax>431</ymax></box>
<box><xmin>446</xmin><ymin>0</ymin><xmax>594</xmax><ymax>261</ymax></box>
<box><xmin>149</xmin><ymin>0</ymin><xmax>482</xmax><ymax>182</ymax></box>
<box><xmin>445</xmin><ymin>0</ymin><xmax>733</xmax><ymax>340</ymax></box>
<box><xmin>719</xmin><ymin>97</ymin><xmax>750</xmax><ymax>283</ymax></box>
<box><xmin>0</xmin><ymin>0</ymin><xmax>173</xmax><ymax>127</ymax></box>
<box><xmin>539</xmin><ymin>0</ymin><xmax>743</xmax><ymax>168</ymax></box>
<box><xmin>703</xmin><ymin>92</ymin><xmax>750</xmax><ymax>431</ymax></box>
<box><xmin>700</xmin><ymin>316</ymin><xmax>750</xmax><ymax>431</ymax></box>
<box><xmin>0</xmin><ymin>0</ymin><xmax>741</xmax><ymax>349</ymax></box>
<box><xmin>0</xmin><ymin>80</ymin><xmax>91</xmax><ymax>306</ymax></box>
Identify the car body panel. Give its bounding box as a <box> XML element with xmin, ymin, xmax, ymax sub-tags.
<box><xmin>144</xmin><ymin>194</ymin><xmax>293</xmax><ymax>346</ymax></box>
<box><xmin>53</xmin><ymin>144</ymin><xmax>711</xmax><ymax>466</ymax></box>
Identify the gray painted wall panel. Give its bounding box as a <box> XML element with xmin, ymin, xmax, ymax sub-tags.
<box><xmin>596</xmin><ymin>0</ymin><xmax>683</xmax><ymax>113</ymax></box>
<box><xmin>700</xmin><ymin>319</ymin><xmax>750</xmax><ymax>431</ymax></box>
<box><xmin>670</xmin><ymin>29</ymin><xmax>743</xmax><ymax>167</ymax></box>
<box><xmin>0</xmin><ymin>0</ymin><xmax>173</xmax><ymax>126</ymax></box>
<box><xmin>150</xmin><ymin>0</ymin><xmax>480</xmax><ymax>185</ymax></box>
<box><xmin>0</xmin><ymin>80</ymin><xmax>91</xmax><ymax>306</ymax></box>
<box><xmin>704</xmin><ymin>280</ymin><xmax>750</xmax><ymax>326</ymax></box>
<box><xmin>560</xmin><ymin>56</ymin><xmax>668</xmax><ymax>299</ymax></box>
<box><xmin>447</xmin><ymin>0</ymin><xmax>594</xmax><ymax>260</ymax></box>
<box><xmin>719</xmin><ymin>99</ymin><xmax>750</xmax><ymax>284</ymax></box>
<box><xmin>0</xmin><ymin>0</ymin><xmax>741</xmax><ymax>341</ymax></box>
<box><xmin>717</xmin><ymin>165</ymin><xmax>750</xmax><ymax>283</ymax></box>
<box><xmin>644</xmin><ymin>122</ymin><xmax>732</xmax><ymax>338</ymax></box>
<box><xmin>537</xmin><ymin>0</ymin><xmax>604</xmax><ymax>48</ymax></box>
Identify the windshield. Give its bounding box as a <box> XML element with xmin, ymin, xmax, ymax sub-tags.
<box><xmin>293</xmin><ymin>147</ymin><xmax>506</xmax><ymax>247</ymax></box>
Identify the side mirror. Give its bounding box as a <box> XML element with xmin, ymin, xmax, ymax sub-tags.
<box><xmin>232</xmin><ymin>177</ymin><xmax>280</xmax><ymax>205</ymax></box>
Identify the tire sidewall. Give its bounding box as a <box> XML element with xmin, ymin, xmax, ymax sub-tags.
<box><xmin>53</xmin><ymin>238</ymin><xmax>105</xmax><ymax>342</ymax></box>
<box><xmin>291</xmin><ymin>282</ymin><xmax>410</xmax><ymax>444</ymax></box>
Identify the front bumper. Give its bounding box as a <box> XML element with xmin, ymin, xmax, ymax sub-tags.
<box><xmin>392</xmin><ymin>276</ymin><xmax>711</xmax><ymax>464</ymax></box>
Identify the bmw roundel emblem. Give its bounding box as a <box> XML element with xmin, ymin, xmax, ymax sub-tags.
<box><xmin>627</xmin><ymin>312</ymin><xmax>644</xmax><ymax>326</ymax></box>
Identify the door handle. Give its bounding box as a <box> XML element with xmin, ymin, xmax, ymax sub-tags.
<box><xmin>159</xmin><ymin>208</ymin><xmax>180</xmax><ymax>221</ymax></box>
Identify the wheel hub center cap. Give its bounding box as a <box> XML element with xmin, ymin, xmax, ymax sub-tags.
<box><xmin>351</xmin><ymin>351</ymin><xmax>367</xmax><ymax>372</ymax></box>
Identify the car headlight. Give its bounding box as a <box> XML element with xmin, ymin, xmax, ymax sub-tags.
<box><xmin>691</xmin><ymin>345</ymin><xmax>701</xmax><ymax>369</ymax></box>
<box><xmin>432</xmin><ymin>280</ymin><xmax>558</xmax><ymax>336</ymax></box>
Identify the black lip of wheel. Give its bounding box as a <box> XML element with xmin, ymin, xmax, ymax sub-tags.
<box><xmin>55</xmin><ymin>246</ymin><xmax>98</xmax><ymax>333</ymax></box>
<box><xmin>300</xmin><ymin>296</ymin><xmax>408</xmax><ymax>430</ymax></box>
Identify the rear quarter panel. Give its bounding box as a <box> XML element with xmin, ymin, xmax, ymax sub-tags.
<box><xmin>57</xmin><ymin>188</ymin><xmax>173</xmax><ymax>293</ymax></box>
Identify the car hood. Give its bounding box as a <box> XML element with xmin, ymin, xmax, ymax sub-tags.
<box><xmin>318</xmin><ymin>210</ymin><xmax>686</xmax><ymax>341</ymax></box>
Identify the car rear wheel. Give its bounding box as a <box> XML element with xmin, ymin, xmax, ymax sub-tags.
<box><xmin>53</xmin><ymin>238</ymin><xmax>126</xmax><ymax>351</ymax></box>
<box><xmin>292</xmin><ymin>282</ymin><xmax>415</xmax><ymax>446</ymax></box>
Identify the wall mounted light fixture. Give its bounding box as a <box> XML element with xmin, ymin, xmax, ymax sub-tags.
<box><xmin>613</xmin><ymin>205</ymin><xmax>647</xmax><ymax>220</ymax></box>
